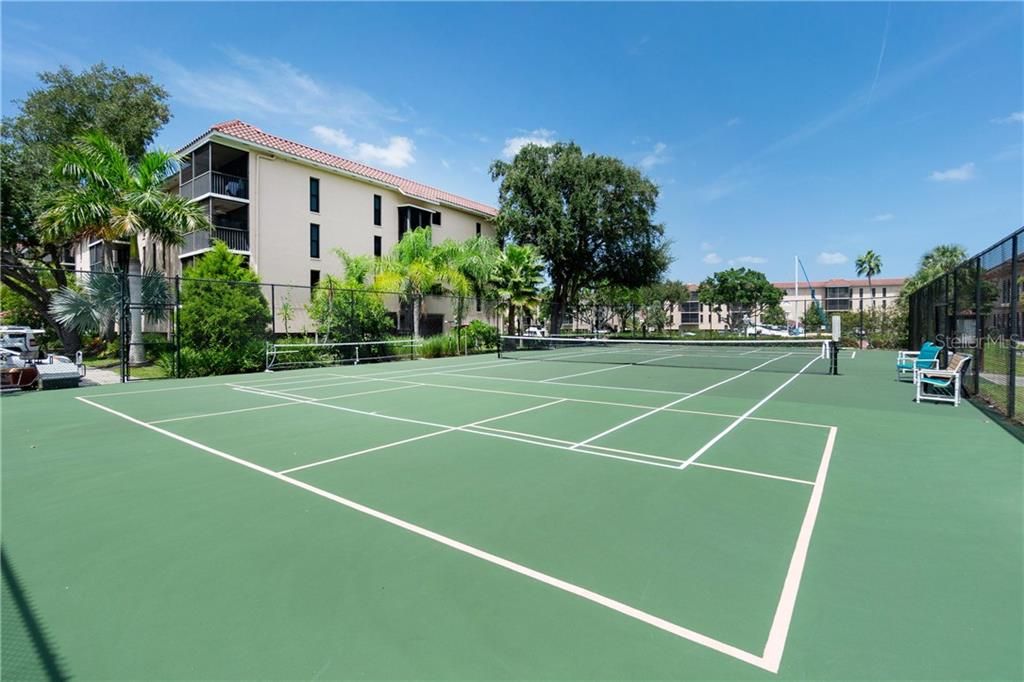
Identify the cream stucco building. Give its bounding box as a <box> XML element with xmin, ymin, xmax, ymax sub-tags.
<box><xmin>73</xmin><ymin>120</ymin><xmax>499</xmax><ymax>335</ymax></box>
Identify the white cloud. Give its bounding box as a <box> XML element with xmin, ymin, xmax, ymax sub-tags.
<box><xmin>441</xmin><ymin>159</ymin><xmax>450</xmax><ymax>169</ymax></box>
<box><xmin>700</xmin><ymin>241</ymin><xmax>715</xmax><ymax>252</ymax></box>
<box><xmin>725</xmin><ymin>117</ymin><xmax>742</xmax><ymax>127</ymax></box>
<box><xmin>696</xmin><ymin>177</ymin><xmax>744</xmax><ymax>202</ymax></box>
<box><xmin>355</xmin><ymin>137</ymin><xmax>416</xmax><ymax>169</ymax></box>
<box><xmin>153</xmin><ymin>48</ymin><xmax>400</xmax><ymax>129</ymax></box>
<box><xmin>639</xmin><ymin>142</ymin><xmax>669</xmax><ymax>169</ymax></box>
<box><xmin>992</xmin><ymin>111</ymin><xmax>1024</xmax><ymax>124</ymax></box>
<box><xmin>311</xmin><ymin>125</ymin><xmax>353</xmax><ymax>150</ymax></box>
<box><xmin>702</xmin><ymin>252</ymin><xmax>723</xmax><ymax>265</ymax></box>
<box><xmin>310</xmin><ymin>126</ymin><xmax>415</xmax><ymax>168</ymax></box>
<box><xmin>929</xmin><ymin>162</ymin><xmax>975</xmax><ymax>182</ymax></box>
<box><xmin>731</xmin><ymin>256</ymin><xmax>767</xmax><ymax>266</ymax></box>
<box><xmin>502</xmin><ymin>129</ymin><xmax>556</xmax><ymax>158</ymax></box>
<box><xmin>872</xmin><ymin>213</ymin><xmax>894</xmax><ymax>222</ymax></box>
<box><xmin>817</xmin><ymin>251</ymin><xmax>849</xmax><ymax>265</ymax></box>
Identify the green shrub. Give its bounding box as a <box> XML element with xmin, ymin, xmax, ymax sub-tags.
<box><xmin>306</xmin><ymin>275</ymin><xmax>395</xmax><ymax>341</ymax></box>
<box><xmin>178</xmin><ymin>243</ymin><xmax>272</xmax><ymax>376</ymax></box>
<box><xmin>418</xmin><ymin>333</ymin><xmax>461</xmax><ymax>358</ymax></box>
<box><xmin>464</xmin><ymin>320</ymin><xmax>499</xmax><ymax>352</ymax></box>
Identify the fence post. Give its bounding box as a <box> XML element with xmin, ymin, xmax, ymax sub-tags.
<box><xmin>1008</xmin><ymin>234</ymin><xmax>1019</xmax><ymax>419</ymax></box>
<box><xmin>271</xmin><ymin>284</ymin><xmax>276</xmax><ymax>337</ymax></box>
<box><xmin>974</xmin><ymin>258</ymin><xmax>982</xmax><ymax>395</ymax></box>
<box><xmin>175</xmin><ymin>275</ymin><xmax>182</xmax><ymax>379</ymax></box>
<box><xmin>119</xmin><ymin>269</ymin><xmax>129</xmax><ymax>383</ymax></box>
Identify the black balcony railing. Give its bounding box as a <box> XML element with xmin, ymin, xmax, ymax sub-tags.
<box><xmin>181</xmin><ymin>227</ymin><xmax>250</xmax><ymax>255</ymax></box>
<box><xmin>211</xmin><ymin>172</ymin><xmax>248</xmax><ymax>199</ymax></box>
<box><xmin>214</xmin><ymin>226</ymin><xmax>250</xmax><ymax>251</ymax></box>
<box><xmin>179</xmin><ymin>171</ymin><xmax>248</xmax><ymax>200</ymax></box>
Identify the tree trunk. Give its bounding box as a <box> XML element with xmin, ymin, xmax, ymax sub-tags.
<box><xmin>507</xmin><ymin>303</ymin><xmax>516</xmax><ymax>335</ymax></box>
<box><xmin>127</xmin><ymin>257</ymin><xmax>146</xmax><ymax>366</ymax></box>
<box><xmin>548</xmin><ymin>284</ymin><xmax>565</xmax><ymax>336</ymax></box>
<box><xmin>0</xmin><ymin>260</ymin><xmax>82</xmax><ymax>355</ymax></box>
<box><xmin>412</xmin><ymin>296</ymin><xmax>421</xmax><ymax>339</ymax></box>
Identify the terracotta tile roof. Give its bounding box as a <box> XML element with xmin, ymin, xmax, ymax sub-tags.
<box><xmin>182</xmin><ymin>120</ymin><xmax>497</xmax><ymax>218</ymax></box>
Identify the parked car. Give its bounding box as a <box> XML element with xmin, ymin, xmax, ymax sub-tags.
<box><xmin>0</xmin><ymin>326</ymin><xmax>44</xmax><ymax>359</ymax></box>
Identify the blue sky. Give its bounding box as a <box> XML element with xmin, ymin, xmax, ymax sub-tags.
<box><xmin>2</xmin><ymin>2</ymin><xmax>1021</xmax><ymax>283</ymax></box>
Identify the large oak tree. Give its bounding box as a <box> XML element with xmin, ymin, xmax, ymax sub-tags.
<box><xmin>1</xmin><ymin>64</ymin><xmax>170</xmax><ymax>353</ymax></box>
<box><xmin>490</xmin><ymin>142</ymin><xmax>670</xmax><ymax>334</ymax></box>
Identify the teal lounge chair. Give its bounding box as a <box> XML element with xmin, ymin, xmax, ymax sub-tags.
<box><xmin>897</xmin><ymin>342</ymin><xmax>940</xmax><ymax>382</ymax></box>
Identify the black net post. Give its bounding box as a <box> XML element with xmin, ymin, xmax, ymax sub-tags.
<box><xmin>270</xmin><ymin>284</ymin><xmax>276</xmax><ymax>337</ymax></box>
<box><xmin>1008</xmin><ymin>233</ymin><xmax>1019</xmax><ymax>420</ymax></box>
<box><xmin>119</xmin><ymin>268</ymin><xmax>128</xmax><ymax>383</ymax></box>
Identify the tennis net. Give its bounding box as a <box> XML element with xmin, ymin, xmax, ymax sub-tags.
<box><xmin>498</xmin><ymin>335</ymin><xmax>839</xmax><ymax>375</ymax></box>
<box><xmin>265</xmin><ymin>339</ymin><xmax>418</xmax><ymax>371</ymax></box>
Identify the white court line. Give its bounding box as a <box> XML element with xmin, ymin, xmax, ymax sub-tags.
<box><xmin>148</xmin><ymin>384</ymin><xmax>419</xmax><ymax>425</ymax></box>
<box><xmin>571</xmin><ymin>354</ymin><xmax>793</xmax><ymax>450</ymax></box>
<box><xmin>233</xmin><ymin>385</ymin><xmax>682</xmax><ymax>472</ymax></box>
<box><xmin>87</xmin><ymin>355</ymin><xmax>509</xmax><ymax>398</ymax></box>
<box><xmin>678</xmin><ymin>355</ymin><xmax>821</xmax><ymax>470</ymax></box>
<box><xmin>234</xmin><ymin>384</ymin><xmax>816</xmax><ymax>482</ymax></box>
<box><xmin>851</xmin><ymin>351</ymin><xmax>857</xmax><ymax>359</ymax></box>
<box><xmin>374</xmin><ymin>377</ymin><xmax>832</xmax><ymax>430</ymax></box>
<box><xmin>437</xmin><ymin>372</ymin><xmax>693</xmax><ymax>397</ymax></box>
<box><xmin>689</xmin><ymin>462</ymin><xmax>813</xmax><ymax>487</ymax></box>
<box><xmin>539</xmin><ymin>353</ymin><xmax>690</xmax><ymax>383</ymax></box>
<box><xmin>760</xmin><ymin>426</ymin><xmax>838</xmax><ymax>672</ymax></box>
<box><xmin>74</xmin><ymin>395</ymin><xmax>772</xmax><ymax>671</ymax></box>
<box><xmin>278</xmin><ymin>398</ymin><xmax>569</xmax><ymax>475</ymax></box>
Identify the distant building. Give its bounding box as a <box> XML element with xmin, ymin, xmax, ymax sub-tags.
<box><xmin>589</xmin><ymin>277</ymin><xmax>910</xmax><ymax>333</ymax></box>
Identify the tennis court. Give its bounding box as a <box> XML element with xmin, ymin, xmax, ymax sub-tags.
<box><xmin>2</xmin><ymin>340</ymin><xmax>1021</xmax><ymax>679</ymax></box>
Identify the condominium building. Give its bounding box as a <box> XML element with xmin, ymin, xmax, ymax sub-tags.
<box><xmin>72</xmin><ymin>120</ymin><xmax>499</xmax><ymax>334</ymax></box>
<box><xmin>650</xmin><ymin>277</ymin><xmax>908</xmax><ymax>332</ymax></box>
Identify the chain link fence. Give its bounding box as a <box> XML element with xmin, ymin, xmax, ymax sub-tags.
<box><xmin>908</xmin><ymin>227</ymin><xmax>1023</xmax><ymax>424</ymax></box>
<box><xmin>1</xmin><ymin>266</ymin><xmax>502</xmax><ymax>382</ymax></box>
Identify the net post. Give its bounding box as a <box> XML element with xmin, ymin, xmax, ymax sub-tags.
<box><xmin>355</xmin><ymin>344</ymin><xmax>360</xmax><ymax>366</ymax></box>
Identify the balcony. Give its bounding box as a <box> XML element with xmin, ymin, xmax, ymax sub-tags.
<box><xmin>179</xmin><ymin>171</ymin><xmax>249</xmax><ymax>201</ymax></box>
<box><xmin>181</xmin><ymin>226</ymin><xmax>250</xmax><ymax>256</ymax></box>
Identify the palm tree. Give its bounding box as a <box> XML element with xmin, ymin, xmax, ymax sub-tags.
<box><xmin>491</xmin><ymin>244</ymin><xmax>544</xmax><ymax>335</ymax></box>
<box><xmin>40</xmin><ymin>132</ymin><xmax>209</xmax><ymax>365</ymax></box>
<box><xmin>435</xmin><ymin>236</ymin><xmax>500</xmax><ymax>348</ymax></box>
<box><xmin>50</xmin><ymin>265</ymin><xmax>170</xmax><ymax>336</ymax></box>
<box><xmin>919</xmin><ymin>244</ymin><xmax>966</xmax><ymax>277</ymax></box>
<box><xmin>855</xmin><ymin>250</ymin><xmax>883</xmax><ymax>344</ymax></box>
<box><xmin>374</xmin><ymin>227</ymin><xmax>468</xmax><ymax>338</ymax></box>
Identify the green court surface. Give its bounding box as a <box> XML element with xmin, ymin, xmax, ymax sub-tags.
<box><xmin>1</xmin><ymin>349</ymin><xmax>1021</xmax><ymax>679</ymax></box>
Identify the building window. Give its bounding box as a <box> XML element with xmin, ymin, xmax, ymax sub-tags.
<box><xmin>476</xmin><ymin>295</ymin><xmax>482</xmax><ymax>313</ymax></box>
<box><xmin>432</xmin><ymin>211</ymin><xmax>441</xmax><ymax>226</ymax></box>
<box><xmin>373</xmin><ymin>195</ymin><xmax>382</xmax><ymax>226</ymax></box>
<box><xmin>310</xmin><ymin>223</ymin><xmax>320</xmax><ymax>258</ymax></box>
<box><xmin>373</xmin><ymin>235</ymin><xmax>382</xmax><ymax>258</ymax></box>
<box><xmin>310</xmin><ymin>269</ymin><xmax>320</xmax><ymax>289</ymax></box>
<box><xmin>397</xmin><ymin>206</ymin><xmax>434</xmax><ymax>240</ymax></box>
<box><xmin>871</xmin><ymin>288</ymin><xmax>876</xmax><ymax>298</ymax></box>
<box><xmin>859</xmin><ymin>288</ymin><xmax>863</xmax><ymax>298</ymax></box>
<box><xmin>309</xmin><ymin>177</ymin><xmax>320</xmax><ymax>213</ymax></box>
<box><xmin>476</xmin><ymin>222</ymin><xmax>481</xmax><ymax>236</ymax></box>
<box><xmin>882</xmin><ymin>300</ymin><xmax>887</xmax><ymax>309</ymax></box>
<box><xmin>882</xmin><ymin>287</ymin><xmax>887</xmax><ymax>298</ymax></box>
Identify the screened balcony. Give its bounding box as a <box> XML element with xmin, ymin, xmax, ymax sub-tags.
<box><xmin>178</xmin><ymin>142</ymin><xmax>249</xmax><ymax>201</ymax></box>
